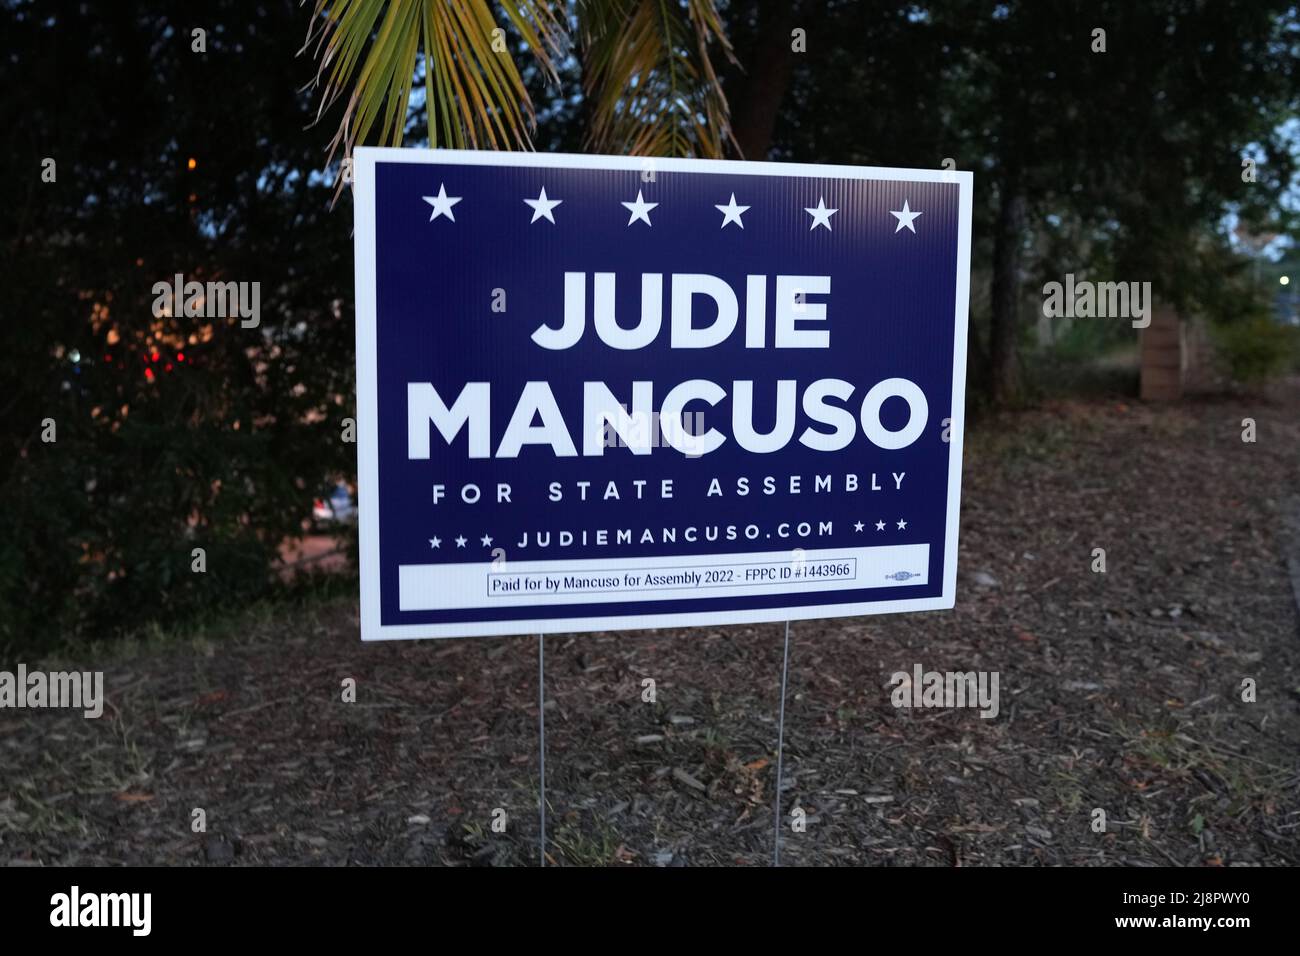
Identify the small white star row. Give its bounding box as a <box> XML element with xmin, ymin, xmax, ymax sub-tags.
<box><xmin>421</xmin><ymin>184</ymin><xmax>924</xmax><ymax>233</ymax></box>
<box><xmin>430</xmin><ymin>534</ymin><xmax>493</xmax><ymax>549</ymax></box>
<box><xmin>855</xmin><ymin>519</ymin><xmax>909</xmax><ymax>532</ymax></box>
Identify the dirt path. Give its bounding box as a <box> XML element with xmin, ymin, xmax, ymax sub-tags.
<box><xmin>4</xmin><ymin>383</ymin><xmax>1299</xmax><ymax>866</ymax></box>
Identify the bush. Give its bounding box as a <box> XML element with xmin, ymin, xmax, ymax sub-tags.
<box><xmin>0</xmin><ymin>348</ymin><xmax>352</xmax><ymax>653</ymax></box>
<box><xmin>1211</xmin><ymin>317</ymin><xmax>1300</xmax><ymax>385</ymax></box>
<box><xmin>0</xmin><ymin>2</ymin><xmax>356</xmax><ymax>653</ymax></box>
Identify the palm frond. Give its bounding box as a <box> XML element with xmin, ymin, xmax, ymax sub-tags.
<box><xmin>577</xmin><ymin>0</ymin><xmax>737</xmax><ymax>158</ymax></box>
<box><xmin>303</xmin><ymin>0</ymin><xmax>567</xmax><ymax>169</ymax></box>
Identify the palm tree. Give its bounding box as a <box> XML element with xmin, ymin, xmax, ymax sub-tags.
<box><xmin>303</xmin><ymin>0</ymin><xmax>736</xmax><ymax>167</ymax></box>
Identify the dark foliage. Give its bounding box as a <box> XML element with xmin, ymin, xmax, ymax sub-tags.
<box><xmin>1</xmin><ymin>1</ymin><xmax>355</xmax><ymax>649</ymax></box>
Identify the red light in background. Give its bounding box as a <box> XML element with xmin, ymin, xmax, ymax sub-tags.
<box><xmin>176</xmin><ymin>352</ymin><xmax>185</xmax><ymax>362</ymax></box>
<box><xmin>164</xmin><ymin>363</ymin><xmax>173</xmax><ymax>372</ymax></box>
<box><xmin>144</xmin><ymin>368</ymin><xmax>155</xmax><ymax>382</ymax></box>
<box><xmin>151</xmin><ymin>350</ymin><xmax>159</xmax><ymax>362</ymax></box>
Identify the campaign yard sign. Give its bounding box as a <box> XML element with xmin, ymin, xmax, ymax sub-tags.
<box><xmin>353</xmin><ymin>148</ymin><xmax>972</xmax><ymax>641</ymax></box>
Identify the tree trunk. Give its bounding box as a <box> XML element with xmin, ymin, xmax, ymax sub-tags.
<box><xmin>989</xmin><ymin>173</ymin><xmax>1027</xmax><ymax>403</ymax></box>
<box><xmin>728</xmin><ymin>0</ymin><xmax>799</xmax><ymax>160</ymax></box>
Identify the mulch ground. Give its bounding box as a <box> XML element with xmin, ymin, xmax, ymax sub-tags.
<box><xmin>3</xmin><ymin>381</ymin><xmax>1299</xmax><ymax>867</ymax></box>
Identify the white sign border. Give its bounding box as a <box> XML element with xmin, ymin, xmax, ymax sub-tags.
<box><xmin>353</xmin><ymin>147</ymin><xmax>972</xmax><ymax>641</ymax></box>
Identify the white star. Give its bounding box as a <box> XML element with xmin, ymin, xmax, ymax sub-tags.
<box><xmin>524</xmin><ymin>186</ymin><xmax>562</xmax><ymax>224</ymax></box>
<box><xmin>480</xmin><ymin>534</ymin><xmax>493</xmax><ymax>547</ymax></box>
<box><xmin>875</xmin><ymin>521</ymin><xmax>886</xmax><ymax>531</ymax></box>
<box><xmin>429</xmin><ymin>537</ymin><xmax>441</xmax><ymax>549</ymax></box>
<box><xmin>890</xmin><ymin>200</ymin><xmax>922</xmax><ymax>233</ymax></box>
<box><xmin>715</xmin><ymin>193</ymin><xmax>750</xmax><ymax>229</ymax></box>
<box><xmin>896</xmin><ymin>519</ymin><xmax>908</xmax><ymax>530</ymax></box>
<box><xmin>455</xmin><ymin>535</ymin><xmax>467</xmax><ymax>548</ymax></box>
<box><xmin>422</xmin><ymin>184</ymin><xmax>462</xmax><ymax>222</ymax></box>
<box><xmin>854</xmin><ymin>521</ymin><xmax>865</xmax><ymax>532</ymax></box>
<box><xmin>805</xmin><ymin>197</ymin><xmax>838</xmax><ymax>231</ymax></box>
<box><xmin>621</xmin><ymin>190</ymin><xmax>658</xmax><ymax>226</ymax></box>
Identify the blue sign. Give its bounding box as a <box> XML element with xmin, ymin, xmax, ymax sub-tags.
<box><xmin>354</xmin><ymin>149</ymin><xmax>972</xmax><ymax>640</ymax></box>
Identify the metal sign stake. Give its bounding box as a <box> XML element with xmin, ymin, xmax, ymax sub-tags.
<box><xmin>772</xmin><ymin>620</ymin><xmax>792</xmax><ymax>867</ymax></box>
<box><xmin>538</xmin><ymin>633</ymin><xmax>547</xmax><ymax>867</ymax></box>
